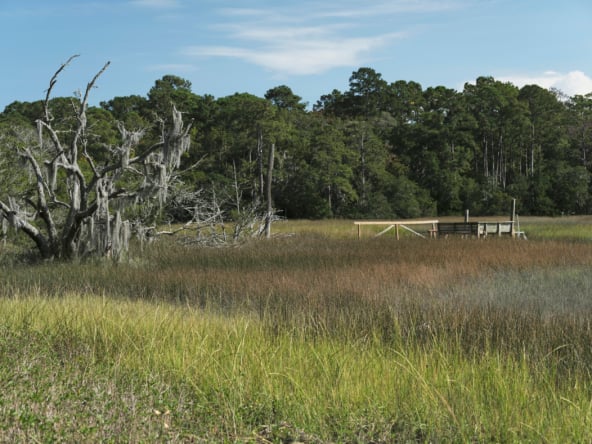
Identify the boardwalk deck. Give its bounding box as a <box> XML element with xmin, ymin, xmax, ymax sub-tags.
<box><xmin>438</xmin><ymin>221</ymin><xmax>514</xmax><ymax>238</ymax></box>
<box><xmin>354</xmin><ymin>220</ymin><xmax>517</xmax><ymax>239</ymax></box>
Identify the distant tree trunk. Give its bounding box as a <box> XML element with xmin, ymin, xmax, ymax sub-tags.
<box><xmin>264</xmin><ymin>143</ymin><xmax>275</xmax><ymax>238</ymax></box>
<box><xmin>232</xmin><ymin>159</ymin><xmax>241</xmax><ymax>214</ymax></box>
<box><xmin>257</xmin><ymin>129</ymin><xmax>265</xmax><ymax>205</ymax></box>
<box><xmin>359</xmin><ymin>133</ymin><xmax>367</xmax><ymax>206</ymax></box>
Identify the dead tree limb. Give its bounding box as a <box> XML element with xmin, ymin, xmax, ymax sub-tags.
<box><xmin>0</xmin><ymin>57</ymin><xmax>193</xmax><ymax>260</ymax></box>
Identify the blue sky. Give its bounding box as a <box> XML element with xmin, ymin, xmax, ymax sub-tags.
<box><xmin>1</xmin><ymin>0</ymin><xmax>591</xmax><ymax>110</ymax></box>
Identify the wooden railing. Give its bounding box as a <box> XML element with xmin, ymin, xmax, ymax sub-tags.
<box><xmin>354</xmin><ymin>220</ymin><xmax>439</xmax><ymax>240</ymax></box>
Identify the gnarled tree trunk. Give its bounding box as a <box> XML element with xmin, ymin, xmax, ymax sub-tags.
<box><xmin>0</xmin><ymin>56</ymin><xmax>193</xmax><ymax>261</ymax></box>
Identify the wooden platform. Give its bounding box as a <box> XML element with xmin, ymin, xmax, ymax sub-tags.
<box><xmin>354</xmin><ymin>220</ymin><xmax>517</xmax><ymax>239</ymax></box>
<box><xmin>438</xmin><ymin>221</ymin><xmax>514</xmax><ymax>238</ymax></box>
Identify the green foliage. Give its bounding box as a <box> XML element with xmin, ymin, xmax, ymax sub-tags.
<box><xmin>100</xmin><ymin>94</ymin><xmax>150</xmax><ymax>130</ymax></box>
<box><xmin>265</xmin><ymin>84</ymin><xmax>307</xmax><ymax>111</ymax></box>
<box><xmin>148</xmin><ymin>74</ymin><xmax>195</xmax><ymax>118</ymax></box>
<box><xmin>0</xmin><ymin>124</ymin><xmax>29</xmax><ymax>199</ymax></box>
<box><xmin>3</xmin><ymin>66</ymin><xmax>591</xmax><ymax>220</ymax></box>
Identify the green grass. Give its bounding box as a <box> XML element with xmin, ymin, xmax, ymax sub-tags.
<box><xmin>2</xmin><ymin>292</ymin><xmax>592</xmax><ymax>442</ymax></box>
<box><xmin>273</xmin><ymin>215</ymin><xmax>592</xmax><ymax>241</ymax></box>
<box><xmin>1</xmin><ymin>218</ymin><xmax>592</xmax><ymax>441</ymax></box>
<box><xmin>519</xmin><ymin>215</ymin><xmax>592</xmax><ymax>240</ymax></box>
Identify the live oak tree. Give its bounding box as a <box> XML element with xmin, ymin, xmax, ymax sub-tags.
<box><xmin>0</xmin><ymin>56</ymin><xmax>194</xmax><ymax>260</ymax></box>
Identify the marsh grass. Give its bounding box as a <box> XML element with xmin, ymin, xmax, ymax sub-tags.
<box><xmin>520</xmin><ymin>215</ymin><xmax>592</xmax><ymax>240</ymax></box>
<box><xmin>1</xmin><ymin>220</ymin><xmax>592</xmax><ymax>441</ymax></box>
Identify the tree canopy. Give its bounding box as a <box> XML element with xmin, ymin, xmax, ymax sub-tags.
<box><xmin>3</xmin><ymin>64</ymin><xmax>592</xmax><ymax>240</ymax></box>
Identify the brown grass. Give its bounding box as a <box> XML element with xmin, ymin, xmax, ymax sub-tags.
<box><xmin>2</xmin><ymin>222</ymin><xmax>592</xmax><ymax>441</ymax></box>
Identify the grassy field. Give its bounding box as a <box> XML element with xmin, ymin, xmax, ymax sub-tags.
<box><xmin>0</xmin><ymin>217</ymin><xmax>592</xmax><ymax>442</ymax></box>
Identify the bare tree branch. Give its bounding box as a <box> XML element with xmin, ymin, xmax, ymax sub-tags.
<box><xmin>43</xmin><ymin>54</ymin><xmax>79</xmax><ymax>123</ymax></box>
<box><xmin>1</xmin><ymin>56</ymin><xmax>261</xmax><ymax>261</ymax></box>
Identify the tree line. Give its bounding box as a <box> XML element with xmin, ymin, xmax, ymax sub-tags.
<box><xmin>2</xmin><ymin>67</ymin><xmax>592</xmax><ymax>224</ymax></box>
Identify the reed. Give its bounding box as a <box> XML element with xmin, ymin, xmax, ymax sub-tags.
<box><xmin>1</xmin><ymin>220</ymin><xmax>592</xmax><ymax>441</ymax></box>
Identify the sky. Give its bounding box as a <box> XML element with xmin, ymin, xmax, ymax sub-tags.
<box><xmin>1</xmin><ymin>0</ymin><xmax>592</xmax><ymax>110</ymax></box>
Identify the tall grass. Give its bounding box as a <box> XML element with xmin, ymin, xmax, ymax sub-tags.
<box><xmin>1</xmin><ymin>220</ymin><xmax>592</xmax><ymax>441</ymax></box>
<box><xmin>2</xmin><ymin>290</ymin><xmax>592</xmax><ymax>442</ymax></box>
<box><xmin>520</xmin><ymin>215</ymin><xmax>592</xmax><ymax>240</ymax></box>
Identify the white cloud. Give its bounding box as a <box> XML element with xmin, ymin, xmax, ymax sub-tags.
<box><xmin>553</xmin><ymin>71</ymin><xmax>592</xmax><ymax>96</ymax></box>
<box><xmin>181</xmin><ymin>0</ymin><xmax>457</xmax><ymax>77</ymax></box>
<box><xmin>217</xmin><ymin>1</ymin><xmax>460</xmax><ymax>21</ymax></box>
<box><xmin>184</xmin><ymin>31</ymin><xmax>402</xmax><ymax>76</ymax></box>
<box><xmin>498</xmin><ymin>71</ymin><xmax>592</xmax><ymax>96</ymax></box>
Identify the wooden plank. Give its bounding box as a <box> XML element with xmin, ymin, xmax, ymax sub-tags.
<box><xmin>354</xmin><ymin>220</ymin><xmax>439</xmax><ymax>226</ymax></box>
<box><xmin>375</xmin><ymin>224</ymin><xmax>396</xmax><ymax>237</ymax></box>
<box><xmin>400</xmin><ymin>224</ymin><xmax>427</xmax><ymax>239</ymax></box>
<box><xmin>481</xmin><ymin>222</ymin><xmax>514</xmax><ymax>237</ymax></box>
<box><xmin>438</xmin><ymin>222</ymin><xmax>479</xmax><ymax>237</ymax></box>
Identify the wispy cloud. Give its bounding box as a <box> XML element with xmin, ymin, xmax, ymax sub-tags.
<box><xmin>498</xmin><ymin>71</ymin><xmax>592</xmax><ymax>96</ymax></box>
<box><xmin>181</xmin><ymin>1</ymin><xmax>420</xmax><ymax>76</ymax></box>
<box><xmin>185</xmin><ymin>32</ymin><xmax>402</xmax><ymax>76</ymax></box>
<box><xmin>314</xmin><ymin>0</ymin><xmax>465</xmax><ymax>18</ymax></box>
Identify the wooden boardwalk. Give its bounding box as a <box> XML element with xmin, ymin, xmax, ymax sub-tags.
<box><xmin>354</xmin><ymin>220</ymin><xmax>519</xmax><ymax>239</ymax></box>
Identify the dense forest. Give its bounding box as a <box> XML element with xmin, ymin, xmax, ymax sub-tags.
<box><xmin>2</xmin><ymin>67</ymin><xmax>592</xmax><ymax>221</ymax></box>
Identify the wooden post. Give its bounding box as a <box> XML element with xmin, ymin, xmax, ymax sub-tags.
<box><xmin>465</xmin><ymin>209</ymin><xmax>469</xmax><ymax>223</ymax></box>
<box><xmin>264</xmin><ymin>143</ymin><xmax>275</xmax><ymax>239</ymax></box>
<box><xmin>510</xmin><ymin>198</ymin><xmax>516</xmax><ymax>237</ymax></box>
<box><xmin>395</xmin><ymin>224</ymin><xmax>400</xmax><ymax>240</ymax></box>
